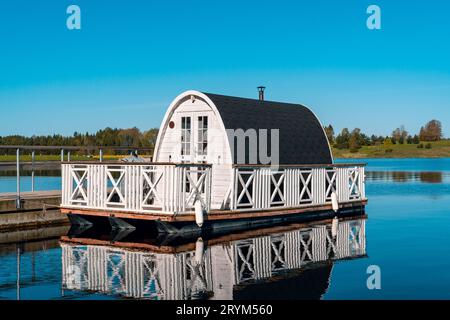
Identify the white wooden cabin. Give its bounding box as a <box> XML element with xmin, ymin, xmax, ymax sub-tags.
<box><xmin>153</xmin><ymin>90</ymin><xmax>336</xmax><ymax>210</ymax></box>
<box><xmin>60</xmin><ymin>90</ymin><xmax>367</xmax><ymax>229</ymax></box>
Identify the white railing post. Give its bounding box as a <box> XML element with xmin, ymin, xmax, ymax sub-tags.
<box><xmin>263</xmin><ymin>168</ymin><xmax>270</xmax><ymax>209</ymax></box>
<box><xmin>231</xmin><ymin>167</ymin><xmax>237</xmax><ymax>211</ymax></box>
<box><xmin>336</xmin><ymin>167</ymin><xmax>349</xmax><ymax>202</ymax></box>
<box><xmin>312</xmin><ymin>168</ymin><xmax>326</xmax><ymax>205</ymax></box>
<box><xmin>61</xmin><ymin>164</ymin><xmax>66</xmax><ymax>205</ymax></box>
<box><xmin>205</xmin><ymin>166</ymin><xmax>212</xmax><ymax>212</ymax></box>
<box><xmin>87</xmin><ymin>164</ymin><xmax>93</xmax><ymax>207</ymax></box>
<box><xmin>360</xmin><ymin>166</ymin><xmax>366</xmax><ymax>199</ymax></box>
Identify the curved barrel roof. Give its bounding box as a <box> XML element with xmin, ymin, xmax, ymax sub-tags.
<box><xmin>204</xmin><ymin>93</ymin><xmax>333</xmax><ymax>165</ymax></box>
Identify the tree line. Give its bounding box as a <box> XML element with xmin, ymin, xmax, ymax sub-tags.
<box><xmin>324</xmin><ymin>119</ymin><xmax>443</xmax><ymax>152</ymax></box>
<box><xmin>0</xmin><ymin>119</ymin><xmax>444</xmax><ymax>155</ymax></box>
<box><xmin>0</xmin><ymin>127</ymin><xmax>159</xmax><ymax>155</ymax></box>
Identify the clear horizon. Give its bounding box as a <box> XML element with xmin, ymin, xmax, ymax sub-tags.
<box><xmin>1</xmin><ymin>0</ymin><xmax>450</xmax><ymax>138</ymax></box>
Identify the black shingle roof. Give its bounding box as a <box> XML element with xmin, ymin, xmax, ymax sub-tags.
<box><xmin>203</xmin><ymin>93</ymin><xmax>332</xmax><ymax>165</ymax></box>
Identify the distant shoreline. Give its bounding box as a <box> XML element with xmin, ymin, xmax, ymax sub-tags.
<box><xmin>332</xmin><ymin>140</ymin><xmax>450</xmax><ymax>159</ymax></box>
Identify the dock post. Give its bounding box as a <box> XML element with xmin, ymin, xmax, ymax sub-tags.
<box><xmin>16</xmin><ymin>246</ymin><xmax>21</xmax><ymax>301</ymax></box>
<box><xmin>68</xmin><ymin>151</ymin><xmax>71</xmax><ymax>162</ymax></box>
<box><xmin>100</xmin><ymin>149</ymin><xmax>103</xmax><ymax>162</ymax></box>
<box><xmin>16</xmin><ymin>148</ymin><xmax>21</xmax><ymax>209</ymax></box>
<box><xmin>31</xmin><ymin>150</ymin><xmax>35</xmax><ymax>192</ymax></box>
<box><xmin>61</xmin><ymin>149</ymin><xmax>64</xmax><ymax>162</ymax></box>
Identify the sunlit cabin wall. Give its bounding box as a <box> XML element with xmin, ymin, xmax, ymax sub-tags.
<box><xmin>154</xmin><ymin>95</ymin><xmax>233</xmax><ymax>210</ymax></box>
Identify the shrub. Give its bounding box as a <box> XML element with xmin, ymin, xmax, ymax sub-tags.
<box><xmin>334</xmin><ymin>143</ymin><xmax>348</xmax><ymax>150</ymax></box>
<box><xmin>417</xmin><ymin>144</ymin><xmax>424</xmax><ymax>149</ymax></box>
<box><xmin>425</xmin><ymin>143</ymin><xmax>432</xmax><ymax>149</ymax></box>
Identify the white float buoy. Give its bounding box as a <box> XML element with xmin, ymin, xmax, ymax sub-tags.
<box><xmin>195</xmin><ymin>237</ymin><xmax>204</xmax><ymax>264</ymax></box>
<box><xmin>195</xmin><ymin>200</ymin><xmax>204</xmax><ymax>227</ymax></box>
<box><xmin>332</xmin><ymin>216</ymin><xmax>339</xmax><ymax>238</ymax></box>
<box><xmin>331</xmin><ymin>192</ymin><xmax>339</xmax><ymax>213</ymax></box>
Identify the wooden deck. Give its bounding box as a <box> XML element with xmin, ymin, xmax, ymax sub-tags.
<box><xmin>61</xmin><ymin>199</ymin><xmax>367</xmax><ymax>223</ymax></box>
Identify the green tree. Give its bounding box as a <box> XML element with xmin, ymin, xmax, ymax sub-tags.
<box><xmin>335</xmin><ymin>128</ymin><xmax>350</xmax><ymax>149</ymax></box>
<box><xmin>142</xmin><ymin>128</ymin><xmax>159</xmax><ymax>149</ymax></box>
<box><xmin>420</xmin><ymin>120</ymin><xmax>443</xmax><ymax>141</ymax></box>
<box><xmin>323</xmin><ymin>125</ymin><xmax>335</xmax><ymax>146</ymax></box>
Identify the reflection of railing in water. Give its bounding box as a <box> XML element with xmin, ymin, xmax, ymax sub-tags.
<box><xmin>61</xmin><ymin>218</ymin><xmax>366</xmax><ymax>300</ymax></box>
<box><xmin>366</xmin><ymin>171</ymin><xmax>444</xmax><ymax>184</ymax></box>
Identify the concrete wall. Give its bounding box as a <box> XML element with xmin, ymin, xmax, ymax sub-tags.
<box><xmin>0</xmin><ymin>209</ymin><xmax>69</xmax><ymax>231</ymax></box>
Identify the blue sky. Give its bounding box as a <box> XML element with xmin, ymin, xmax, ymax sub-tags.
<box><xmin>1</xmin><ymin>0</ymin><xmax>450</xmax><ymax>137</ymax></box>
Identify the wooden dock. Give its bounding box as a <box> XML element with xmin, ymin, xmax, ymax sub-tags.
<box><xmin>0</xmin><ymin>161</ymin><xmax>61</xmax><ymax>171</ymax></box>
<box><xmin>0</xmin><ymin>190</ymin><xmax>67</xmax><ymax>231</ymax></box>
<box><xmin>0</xmin><ymin>190</ymin><xmax>61</xmax><ymax>212</ymax></box>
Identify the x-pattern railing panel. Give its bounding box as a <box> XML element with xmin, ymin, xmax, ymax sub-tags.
<box><xmin>270</xmin><ymin>238</ymin><xmax>286</xmax><ymax>271</ymax></box>
<box><xmin>348</xmin><ymin>168</ymin><xmax>361</xmax><ymax>199</ymax></box>
<box><xmin>325</xmin><ymin>228</ymin><xmax>338</xmax><ymax>258</ymax></box>
<box><xmin>235</xmin><ymin>171</ymin><xmax>255</xmax><ymax>208</ymax></box>
<box><xmin>299</xmin><ymin>170</ymin><xmax>313</xmax><ymax>204</ymax></box>
<box><xmin>106</xmin><ymin>168</ymin><xmax>126</xmax><ymax>207</ymax></box>
<box><xmin>183</xmin><ymin>167</ymin><xmax>210</xmax><ymax>212</ymax></box>
<box><xmin>325</xmin><ymin>170</ymin><xmax>337</xmax><ymax>200</ymax></box>
<box><xmin>299</xmin><ymin>232</ymin><xmax>313</xmax><ymax>263</ymax></box>
<box><xmin>142</xmin><ymin>168</ymin><xmax>163</xmax><ymax>208</ymax></box>
<box><xmin>142</xmin><ymin>255</ymin><xmax>163</xmax><ymax>300</ymax></box>
<box><xmin>106</xmin><ymin>251</ymin><xmax>126</xmax><ymax>294</ymax></box>
<box><xmin>269</xmin><ymin>171</ymin><xmax>285</xmax><ymax>206</ymax></box>
<box><xmin>236</xmin><ymin>243</ymin><xmax>255</xmax><ymax>282</ymax></box>
<box><xmin>71</xmin><ymin>248</ymin><xmax>89</xmax><ymax>286</ymax></box>
<box><xmin>349</xmin><ymin>222</ymin><xmax>363</xmax><ymax>254</ymax></box>
<box><xmin>69</xmin><ymin>167</ymin><xmax>88</xmax><ymax>204</ymax></box>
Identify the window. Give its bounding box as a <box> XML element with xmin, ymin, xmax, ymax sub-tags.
<box><xmin>181</xmin><ymin>117</ymin><xmax>191</xmax><ymax>156</ymax></box>
<box><xmin>197</xmin><ymin>116</ymin><xmax>208</xmax><ymax>156</ymax></box>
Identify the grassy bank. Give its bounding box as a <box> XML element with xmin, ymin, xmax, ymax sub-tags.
<box><xmin>2</xmin><ymin>141</ymin><xmax>450</xmax><ymax>161</ymax></box>
<box><xmin>332</xmin><ymin>140</ymin><xmax>450</xmax><ymax>158</ymax></box>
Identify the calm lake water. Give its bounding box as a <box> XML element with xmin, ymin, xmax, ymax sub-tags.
<box><xmin>1</xmin><ymin>158</ymin><xmax>450</xmax><ymax>300</ymax></box>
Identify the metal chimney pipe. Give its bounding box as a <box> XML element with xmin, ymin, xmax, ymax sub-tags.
<box><xmin>257</xmin><ymin>86</ymin><xmax>266</xmax><ymax>101</ymax></box>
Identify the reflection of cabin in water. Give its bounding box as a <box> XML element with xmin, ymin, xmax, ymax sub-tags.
<box><xmin>60</xmin><ymin>218</ymin><xmax>366</xmax><ymax>300</ymax></box>
<box><xmin>60</xmin><ymin>90</ymin><xmax>367</xmax><ymax>231</ymax></box>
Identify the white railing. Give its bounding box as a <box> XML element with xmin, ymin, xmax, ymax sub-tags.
<box><xmin>230</xmin><ymin>164</ymin><xmax>366</xmax><ymax>211</ymax></box>
<box><xmin>61</xmin><ymin>162</ymin><xmax>211</xmax><ymax>214</ymax></box>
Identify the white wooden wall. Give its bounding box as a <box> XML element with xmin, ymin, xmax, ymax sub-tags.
<box><xmin>153</xmin><ymin>97</ymin><xmax>233</xmax><ymax>210</ymax></box>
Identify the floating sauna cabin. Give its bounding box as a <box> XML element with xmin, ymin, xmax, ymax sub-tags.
<box><xmin>61</xmin><ymin>90</ymin><xmax>367</xmax><ymax>233</ymax></box>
